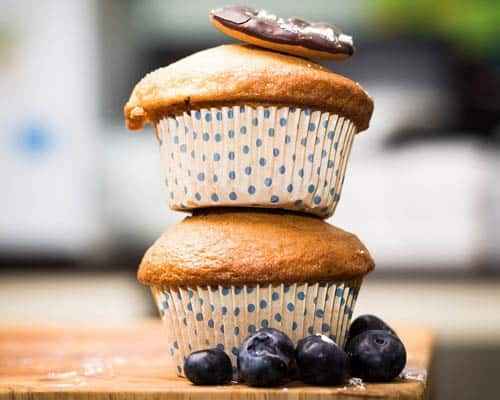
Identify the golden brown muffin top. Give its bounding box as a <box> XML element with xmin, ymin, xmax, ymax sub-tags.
<box><xmin>138</xmin><ymin>210</ymin><xmax>374</xmax><ymax>287</ymax></box>
<box><xmin>124</xmin><ymin>44</ymin><xmax>373</xmax><ymax>132</ymax></box>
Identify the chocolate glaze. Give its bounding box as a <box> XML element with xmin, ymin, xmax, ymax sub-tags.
<box><xmin>210</xmin><ymin>5</ymin><xmax>354</xmax><ymax>56</ymax></box>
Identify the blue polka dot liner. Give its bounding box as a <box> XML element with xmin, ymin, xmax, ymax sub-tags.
<box><xmin>156</xmin><ymin>105</ymin><xmax>357</xmax><ymax>218</ymax></box>
<box><xmin>151</xmin><ymin>279</ymin><xmax>362</xmax><ymax>377</ymax></box>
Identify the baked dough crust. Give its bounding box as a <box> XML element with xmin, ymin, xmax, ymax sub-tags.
<box><xmin>138</xmin><ymin>210</ymin><xmax>375</xmax><ymax>288</ymax></box>
<box><xmin>124</xmin><ymin>44</ymin><xmax>373</xmax><ymax>132</ymax></box>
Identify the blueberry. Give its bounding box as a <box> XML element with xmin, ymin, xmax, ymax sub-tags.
<box><xmin>346</xmin><ymin>315</ymin><xmax>397</xmax><ymax>345</ymax></box>
<box><xmin>296</xmin><ymin>335</ymin><xmax>348</xmax><ymax>386</ymax></box>
<box><xmin>237</xmin><ymin>328</ymin><xmax>295</xmax><ymax>387</ymax></box>
<box><xmin>184</xmin><ymin>349</ymin><xmax>233</xmax><ymax>385</ymax></box>
<box><xmin>346</xmin><ymin>330</ymin><xmax>406</xmax><ymax>382</ymax></box>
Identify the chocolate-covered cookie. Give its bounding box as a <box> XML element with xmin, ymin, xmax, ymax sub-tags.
<box><xmin>210</xmin><ymin>5</ymin><xmax>354</xmax><ymax>60</ymax></box>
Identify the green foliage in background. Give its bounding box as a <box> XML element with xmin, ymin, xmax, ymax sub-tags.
<box><xmin>375</xmin><ymin>0</ymin><xmax>500</xmax><ymax>58</ymax></box>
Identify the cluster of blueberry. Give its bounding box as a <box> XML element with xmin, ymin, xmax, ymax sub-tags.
<box><xmin>183</xmin><ymin>314</ymin><xmax>406</xmax><ymax>387</ymax></box>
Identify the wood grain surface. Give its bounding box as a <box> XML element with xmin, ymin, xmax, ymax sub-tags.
<box><xmin>0</xmin><ymin>322</ymin><xmax>433</xmax><ymax>400</ymax></box>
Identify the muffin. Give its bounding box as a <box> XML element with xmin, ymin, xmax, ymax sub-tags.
<box><xmin>138</xmin><ymin>210</ymin><xmax>374</xmax><ymax>376</ymax></box>
<box><xmin>124</xmin><ymin>44</ymin><xmax>373</xmax><ymax>218</ymax></box>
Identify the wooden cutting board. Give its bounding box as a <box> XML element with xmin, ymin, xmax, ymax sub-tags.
<box><xmin>0</xmin><ymin>322</ymin><xmax>433</xmax><ymax>400</ymax></box>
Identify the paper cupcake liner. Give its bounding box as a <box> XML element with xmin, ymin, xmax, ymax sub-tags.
<box><xmin>151</xmin><ymin>279</ymin><xmax>362</xmax><ymax>377</ymax></box>
<box><xmin>156</xmin><ymin>105</ymin><xmax>356</xmax><ymax>218</ymax></box>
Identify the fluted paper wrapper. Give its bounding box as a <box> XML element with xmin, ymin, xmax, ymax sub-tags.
<box><xmin>156</xmin><ymin>105</ymin><xmax>357</xmax><ymax>218</ymax></box>
<box><xmin>151</xmin><ymin>279</ymin><xmax>362</xmax><ymax>377</ymax></box>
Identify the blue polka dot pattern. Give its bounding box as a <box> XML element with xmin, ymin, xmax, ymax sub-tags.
<box><xmin>160</xmin><ymin>106</ymin><xmax>356</xmax><ymax>220</ymax></box>
<box><xmin>157</xmin><ymin>280</ymin><xmax>361</xmax><ymax>376</ymax></box>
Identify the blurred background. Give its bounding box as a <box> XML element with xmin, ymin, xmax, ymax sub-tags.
<box><xmin>1</xmin><ymin>1</ymin><xmax>499</xmax><ymax>398</ymax></box>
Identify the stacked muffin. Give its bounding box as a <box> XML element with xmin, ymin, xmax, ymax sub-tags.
<box><xmin>124</xmin><ymin>7</ymin><xmax>374</xmax><ymax>377</ymax></box>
